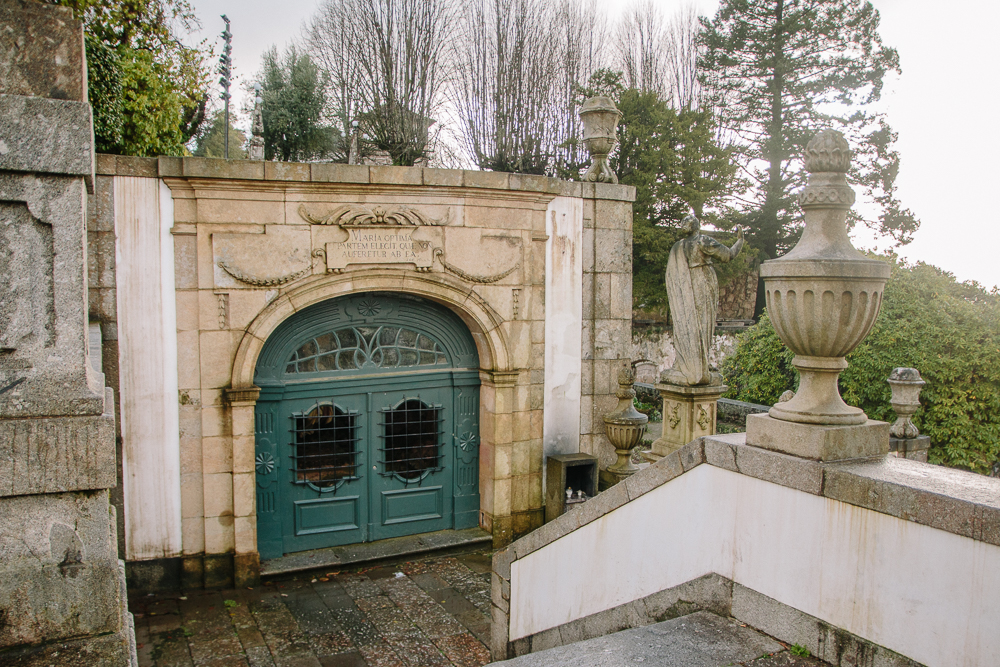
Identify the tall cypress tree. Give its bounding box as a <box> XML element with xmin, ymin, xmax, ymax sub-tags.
<box><xmin>699</xmin><ymin>0</ymin><xmax>918</xmax><ymax>314</ymax></box>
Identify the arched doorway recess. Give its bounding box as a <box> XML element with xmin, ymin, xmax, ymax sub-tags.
<box><xmin>253</xmin><ymin>291</ymin><xmax>481</xmax><ymax>559</ymax></box>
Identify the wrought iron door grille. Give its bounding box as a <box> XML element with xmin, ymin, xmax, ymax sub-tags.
<box><xmin>290</xmin><ymin>404</ymin><xmax>361</xmax><ymax>491</ymax></box>
<box><xmin>378</xmin><ymin>399</ymin><xmax>444</xmax><ymax>481</ymax></box>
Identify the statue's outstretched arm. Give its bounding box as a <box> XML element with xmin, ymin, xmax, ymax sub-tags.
<box><xmin>729</xmin><ymin>226</ymin><xmax>745</xmax><ymax>258</ymax></box>
<box><xmin>701</xmin><ymin>227</ymin><xmax>744</xmax><ymax>263</ymax></box>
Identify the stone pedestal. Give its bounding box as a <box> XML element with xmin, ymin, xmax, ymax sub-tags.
<box><xmin>746</xmin><ymin>413</ymin><xmax>889</xmax><ymax>461</ymax></box>
<box><xmin>646</xmin><ymin>383</ymin><xmax>726</xmax><ymax>460</ymax></box>
<box><xmin>890</xmin><ymin>435</ymin><xmax>931</xmax><ymax>462</ymax></box>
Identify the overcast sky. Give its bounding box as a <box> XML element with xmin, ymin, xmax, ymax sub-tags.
<box><xmin>189</xmin><ymin>0</ymin><xmax>1000</xmax><ymax>291</ymax></box>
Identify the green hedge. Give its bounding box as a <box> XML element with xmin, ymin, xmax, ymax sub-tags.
<box><xmin>722</xmin><ymin>258</ymin><xmax>1000</xmax><ymax>474</ymax></box>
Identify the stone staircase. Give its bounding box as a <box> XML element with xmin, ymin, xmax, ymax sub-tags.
<box><xmin>491</xmin><ymin>611</ymin><xmax>829</xmax><ymax>667</ymax></box>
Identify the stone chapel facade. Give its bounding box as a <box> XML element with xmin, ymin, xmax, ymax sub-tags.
<box><xmin>88</xmin><ymin>155</ymin><xmax>634</xmax><ymax>588</ymax></box>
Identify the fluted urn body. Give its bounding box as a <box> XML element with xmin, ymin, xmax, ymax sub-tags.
<box><xmin>761</xmin><ymin>131</ymin><xmax>890</xmax><ymax>425</ymax></box>
<box><xmin>604</xmin><ymin>365</ymin><xmax>648</xmax><ymax>476</ymax></box>
<box><xmin>580</xmin><ymin>96</ymin><xmax>621</xmax><ymax>184</ymax></box>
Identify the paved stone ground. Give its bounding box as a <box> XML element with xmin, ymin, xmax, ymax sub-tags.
<box><xmin>129</xmin><ymin>549</ymin><xmax>494</xmax><ymax>667</ymax></box>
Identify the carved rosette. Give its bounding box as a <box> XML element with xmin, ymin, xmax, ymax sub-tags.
<box><xmin>761</xmin><ymin>130</ymin><xmax>890</xmax><ymax>425</ymax></box>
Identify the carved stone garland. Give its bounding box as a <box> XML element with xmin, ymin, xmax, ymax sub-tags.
<box><xmin>218</xmin><ymin>249</ymin><xmax>326</xmax><ymax>287</ymax></box>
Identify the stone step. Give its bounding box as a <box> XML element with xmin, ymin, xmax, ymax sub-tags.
<box><xmin>491</xmin><ymin>611</ymin><xmax>828</xmax><ymax>667</ymax></box>
<box><xmin>260</xmin><ymin>526</ymin><xmax>492</xmax><ymax>577</ymax></box>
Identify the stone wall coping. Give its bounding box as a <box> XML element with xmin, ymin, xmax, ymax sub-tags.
<box><xmin>494</xmin><ymin>432</ymin><xmax>1000</xmax><ymax>577</ymax></box>
<box><xmin>93</xmin><ymin>154</ymin><xmax>636</xmax><ymax>201</ymax></box>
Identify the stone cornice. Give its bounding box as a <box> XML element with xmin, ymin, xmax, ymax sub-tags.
<box><xmin>95</xmin><ymin>154</ymin><xmax>636</xmax><ymax>202</ymax></box>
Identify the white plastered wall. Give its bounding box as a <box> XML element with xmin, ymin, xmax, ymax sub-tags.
<box><xmin>510</xmin><ymin>465</ymin><xmax>1000</xmax><ymax>667</ymax></box>
<box><xmin>542</xmin><ymin>196</ymin><xmax>583</xmax><ymax>458</ymax></box>
<box><xmin>116</xmin><ymin>177</ymin><xmax>181</xmax><ymax>559</ymax></box>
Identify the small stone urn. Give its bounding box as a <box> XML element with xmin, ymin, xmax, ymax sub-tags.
<box><xmin>888</xmin><ymin>367</ymin><xmax>925</xmax><ymax>438</ymax></box>
<box><xmin>604</xmin><ymin>364</ymin><xmax>648</xmax><ymax>479</ymax></box>
<box><xmin>761</xmin><ymin>130</ymin><xmax>890</xmax><ymax>425</ymax></box>
<box><xmin>579</xmin><ymin>96</ymin><xmax>621</xmax><ymax>184</ymax></box>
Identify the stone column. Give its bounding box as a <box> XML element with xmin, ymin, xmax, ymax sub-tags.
<box><xmin>0</xmin><ymin>2</ymin><xmax>136</xmax><ymax>663</ymax></box>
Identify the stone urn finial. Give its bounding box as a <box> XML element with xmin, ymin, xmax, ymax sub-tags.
<box><xmin>888</xmin><ymin>367</ymin><xmax>925</xmax><ymax>438</ymax></box>
<box><xmin>580</xmin><ymin>96</ymin><xmax>621</xmax><ymax>184</ymax></box>
<box><xmin>249</xmin><ymin>83</ymin><xmax>265</xmax><ymax>161</ymax></box>
<box><xmin>802</xmin><ymin>129</ymin><xmax>852</xmax><ymax>174</ymax></box>
<box><xmin>759</xmin><ymin>130</ymin><xmax>890</xmax><ymax>425</ymax></box>
<box><xmin>603</xmin><ymin>363</ymin><xmax>648</xmax><ymax>479</ymax></box>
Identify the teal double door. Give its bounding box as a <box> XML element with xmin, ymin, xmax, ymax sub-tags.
<box><xmin>253</xmin><ymin>293</ymin><xmax>481</xmax><ymax>560</ymax></box>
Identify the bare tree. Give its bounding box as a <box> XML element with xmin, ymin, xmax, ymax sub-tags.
<box><xmin>613</xmin><ymin>1</ymin><xmax>705</xmax><ymax>110</ymax></box>
<box><xmin>305</xmin><ymin>0</ymin><xmax>452</xmax><ymax>166</ymax></box>
<box><xmin>551</xmin><ymin>0</ymin><xmax>608</xmax><ymax>173</ymax></box>
<box><xmin>450</xmin><ymin>0</ymin><xmax>561</xmax><ymax>173</ymax></box>
<box><xmin>664</xmin><ymin>3</ymin><xmax>701</xmax><ymax>109</ymax></box>
<box><xmin>450</xmin><ymin>0</ymin><xmax>608</xmax><ymax>174</ymax></box>
<box><xmin>614</xmin><ymin>1</ymin><xmax>669</xmax><ymax>98</ymax></box>
<box><xmin>304</xmin><ymin>0</ymin><xmax>365</xmax><ymax>161</ymax></box>
<box><xmin>357</xmin><ymin>0</ymin><xmax>454</xmax><ymax>165</ymax></box>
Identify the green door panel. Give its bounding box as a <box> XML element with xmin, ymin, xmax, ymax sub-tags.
<box><xmin>381</xmin><ymin>486</ymin><xmax>444</xmax><ymax>525</ymax></box>
<box><xmin>253</xmin><ymin>292</ymin><xmax>481</xmax><ymax>558</ymax></box>
<box><xmin>294</xmin><ymin>496</ymin><xmax>361</xmax><ymax>535</ymax></box>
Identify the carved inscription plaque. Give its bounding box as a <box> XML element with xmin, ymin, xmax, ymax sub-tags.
<box><xmin>326</xmin><ymin>226</ymin><xmax>433</xmax><ymax>272</ymax></box>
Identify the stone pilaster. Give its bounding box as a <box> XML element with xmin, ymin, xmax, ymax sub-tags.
<box><xmin>0</xmin><ymin>1</ymin><xmax>136</xmax><ymax>663</ymax></box>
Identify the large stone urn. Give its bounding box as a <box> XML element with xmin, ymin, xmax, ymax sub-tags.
<box><xmin>761</xmin><ymin>130</ymin><xmax>890</xmax><ymax>425</ymax></box>
<box><xmin>579</xmin><ymin>96</ymin><xmax>621</xmax><ymax>184</ymax></box>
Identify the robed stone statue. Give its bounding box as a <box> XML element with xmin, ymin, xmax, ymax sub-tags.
<box><xmin>662</xmin><ymin>214</ymin><xmax>744</xmax><ymax>386</ymax></box>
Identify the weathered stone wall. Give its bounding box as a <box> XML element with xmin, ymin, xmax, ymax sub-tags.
<box><xmin>491</xmin><ymin>436</ymin><xmax>1000</xmax><ymax>666</ymax></box>
<box><xmin>717</xmin><ymin>267</ymin><xmax>758</xmax><ymax>321</ymax></box>
<box><xmin>631</xmin><ymin>327</ymin><xmax>741</xmax><ymax>385</ymax></box>
<box><xmin>0</xmin><ymin>1</ymin><xmax>135</xmax><ymax>662</ymax></box>
<box><xmin>93</xmin><ymin>156</ymin><xmax>634</xmax><ymax>586</ymax></box>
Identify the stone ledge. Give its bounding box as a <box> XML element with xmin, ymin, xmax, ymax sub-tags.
<box><xmin>91</xmin><ymin>154</ymin><xmax>638</xmax><ymax>200</ymax></box>
<box><xmin>746</xmin><ymin>413</ymin><xmax>889</xmax><ymax>461</ymax></box>
<box><xmin>823</xmin><ymin>456</ymin><xmax>1000</xmax><ymax>544</ymax></box>
<box><xmin>0</xmin><ymin>1</ymin><xmax>86</xmax><ymax>101</ymax></box>
<box><xmin>94</xmin><ymin>154</ymin><xmax>158</xmax><ymax>178</ymax></box>
<box><xmin>0</xmin><ymin>628</ymin><xmax>134</xmax><ymax>667</ymax></box>
<box><xmin>731</xmin><ymin>584</ymin><xmax>920</xmax><ymax>667</ymax></box>
<box><xmin>497</xmin><ymin>573</ymin><xmax>918</xmax><ymax>667</ymax></box>
<box><xmin>499</xmin><ymin>431</ymin><xmax>1000</xmax><ymax>575</ymax></box>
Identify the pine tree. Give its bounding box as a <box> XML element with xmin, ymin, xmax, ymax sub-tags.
<box><xmin>604</xmin><ymin>81</ymin><xmax>739</xmax><ymax>313</ymax></box>
<box><xmin>193</xmin><ymin>111</ymin><xmax>247</xmax><ymax>159</ymax></box>
<box><xmin>257</xmin><ymin>47</ymin><xmax>338</xmax><ymax>162</ymax></box>
<box><xmin>699</xmin><ymin>0</ymin><xmax>919</xmax><ymax>314</ymax></box>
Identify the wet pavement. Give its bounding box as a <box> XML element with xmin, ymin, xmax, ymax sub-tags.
<box><xmin>129</xmin><ymin>549</ymin><xmax>494</xmax><ymax>667</ymax></box>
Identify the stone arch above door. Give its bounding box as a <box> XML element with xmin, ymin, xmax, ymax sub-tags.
<box><xmin>230</xmin><ymin>269</ymin><xmax>511</xmax><ymax>393</ymax></box>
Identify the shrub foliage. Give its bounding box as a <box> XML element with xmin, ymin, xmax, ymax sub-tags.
<box><xmin>722</xmin><ymin>258</ymin><xmax>1000</xmax><ymax>474</ymax></box>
